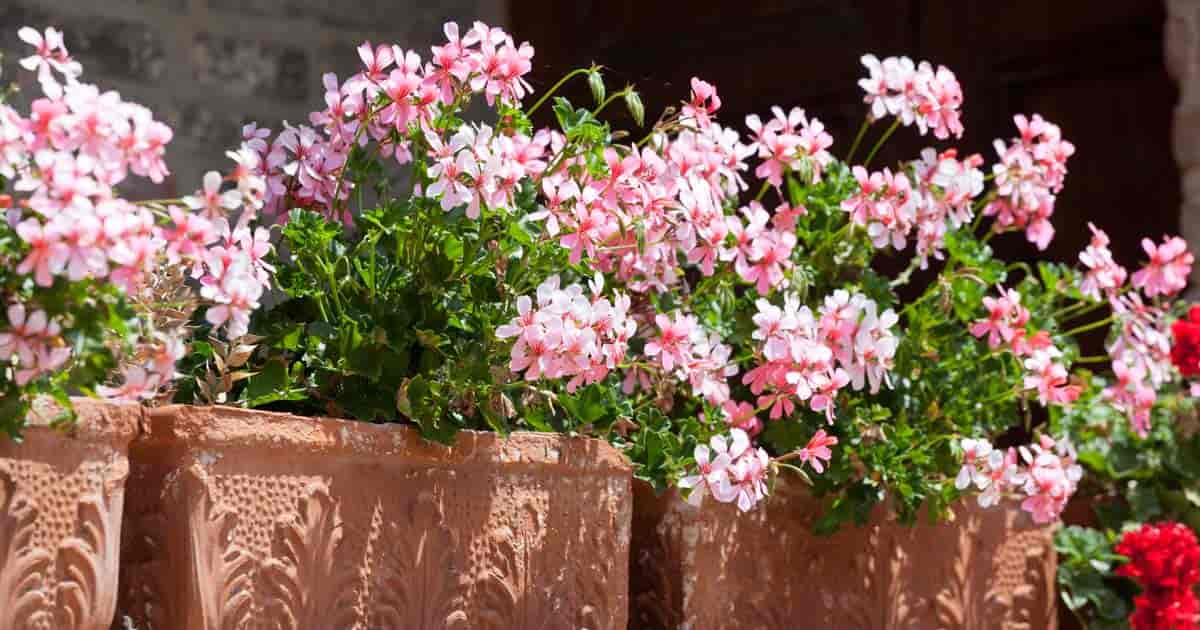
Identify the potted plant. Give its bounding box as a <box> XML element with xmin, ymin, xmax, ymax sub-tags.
<box><xmin>115</xmin><ymin>22</ymin><xmax>632</xmax><ymax>629</ymax></box>
<box><xmin>616</xmin><ymin>54</ymin><xmax>1199</xmax><ymax>625</ymax></box>
<box><xmin>111</xmin><ymin>21</ymin><xmax>1191</xmax><ymax>629</ymax></box>
<box><xmin>0</xmin><ymin>26</ymin><xmax>269</xmax><ymax>629</ymax></box>
<box><xmin>1055</xmin><ymin>329</ymin><xmax>1200</xmax><ymax>630</ymax></box>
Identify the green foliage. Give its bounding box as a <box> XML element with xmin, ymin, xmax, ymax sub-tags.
<box><xmin>1049</xmin><ymin>377</ymin><xmax>1200</xmax><ymax>627</ymax></box>
<box><xmin>224</xmin><ymin>62</ymin><xmax>1158</xmax><ymax>545</ymax></box>
<box><xmin>0</xmin><ymin>208</ymin><xmax>138</xmax><ymax>438</ymax></box>
<box><xmin>1055</xmin><ymin>526</ymin><xmax>1133</xmax><ymax>628</ymax></box>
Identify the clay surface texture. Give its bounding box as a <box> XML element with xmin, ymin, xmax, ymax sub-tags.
<box><xmin>119</xmin><ymin>405</ymin><xmax>631</xmax><ymax>629</ymax></box>
<box><xmin>0</xmin><ymin>398</ymin><xmax>138</xmax><ymax>630</ymax></box>
<box><xmin>630</xmin><ymin>481</ymin><xmax>1057</xmax><ymax>630</ymax></box>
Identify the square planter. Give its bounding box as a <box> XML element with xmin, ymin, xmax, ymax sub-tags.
<box><xmin>630</xmin><ymin>480</ymin><xmax>1057</xmax><ymax>630</ymax></box>
<box><xmin>117</xmin><ymin>405</ymin><xmax>631</xmax><ymax>629</ymax></box>
<box><xmin>0</xmin><ymin>398</ymin><xmax>139</xmax><ymax>630</ymax></box>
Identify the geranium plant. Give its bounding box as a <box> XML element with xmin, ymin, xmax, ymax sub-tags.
<box><xmin>1054</xmin><ymin>316</ymin><xmax>1200</xmax><ymax>629</ymax></box>
<box><xmin>5</xmin><ymin>19</ymin><xmax>1164</xmax><ymax>532</ymax></box>
<box><xmin>0</xmin><ymin>26</ymin><xmax>274</xmax><ymax>434</ymax></box>
<box><xmin>216</xmin><ymin>22</ymin><xmax>1200</xmax><ymax>529</ymax></box>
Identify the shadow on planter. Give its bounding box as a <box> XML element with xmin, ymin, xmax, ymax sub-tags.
<box><xmin>116</xmin><ymin>404</ymin><xmax>631</xmax><ymax>629</ymax></box>
<box><xmin>0</xmin><ymin>398</ymin><xmax>139</xmax><ymax>630</ymax></box>
<box><xmin>629</xmin><ymin>480</ymin><xmax>1057</xmax><ymax>630</ymax></box>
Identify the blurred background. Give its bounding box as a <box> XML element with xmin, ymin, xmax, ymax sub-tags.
<box><xmin>0</xmin><ymin>0</ymin><xmax>1191</xmax><ymax>288</ymax></box>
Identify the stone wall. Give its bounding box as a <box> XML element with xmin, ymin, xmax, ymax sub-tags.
<box><xmin>0</xmin><ymin>0</ymin><xmax>507</xmax><ymax>197</ymax></box>
<box><xmin>1168</xmin><ymin>0</ymin><xmax>1200</xmax><ymax>295</ymax></box>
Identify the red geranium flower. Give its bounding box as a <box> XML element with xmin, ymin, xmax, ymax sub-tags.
<box><xmin>1117</xmin><ymin>522</ymin><xmax>1200</xmax><ymax>630</ymax></box>
<box><xmin>1171</xmin><ymin>306</ymin><xmax>1200</xmax><ymax>378</ymax></box>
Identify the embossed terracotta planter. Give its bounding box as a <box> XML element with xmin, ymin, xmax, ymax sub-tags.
<box><xmin>630</xmin><ymin>480</ymin><xmax>1058</xmax><ymax>630</ymax></box>
<box><xmin>0</xmin><ymin>398</ymin><xmax>139</xmax><ymax>630</ymax></box>
<box><xmin>118</xmin><ymin>405</ymin><xmax>631</xmax><ymax>629</ymax></box>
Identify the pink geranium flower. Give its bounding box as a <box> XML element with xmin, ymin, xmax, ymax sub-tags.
<box><xmin>1132</xmin><ymin>235</ymin><xmax>1193</xmax><ymax>298</ymax></box>
<box><xmin>796</xmin><ymin>429</ymin><xmax>838</xmax><ymax>473</ymax></box>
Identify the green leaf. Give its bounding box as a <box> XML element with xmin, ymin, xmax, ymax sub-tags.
<box><xmin>307</xmin><ymin>321</ymin><xmax>337</xmax><ymax>340</ymax></box>
<box><xmin>242</xmin><ymin>360</ymin><xmax>305</xmax><ymax>407</ymax></box>
<box><xmin>443</xmin><ymin>235</ymin><xmax>463</xmax><ymax>263</ymax></box>
<box><xmin>1128</xmin><ymin>483</ymin><xmax>1163</xmax><ymax>520</ymax></box>
<box><xmin>559</xmin><ymin>385</ymin><xmax>609</xmax><ymax>427</ymax></box>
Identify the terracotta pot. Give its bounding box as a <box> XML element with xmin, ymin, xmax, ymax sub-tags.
<box><xmin>629</xmin><ymin>480</ymin><xmax>1058</xmax><ymax>630</ymax></box>
<box><xmin>118</xmin><ymin>405</ymin><xmax>631</xmax><ymax>629</ymax></box>
<box><xmin>0</xmin><ymin>398</ymin><xmax>139</xmax><ymax>630</ymax></box>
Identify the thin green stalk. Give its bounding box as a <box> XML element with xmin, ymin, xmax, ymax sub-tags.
<box><xmin>1050</xmin><ymin>300</ymin><xmax>1089</xmax><ymax>320</ymax></box>
<box><xmin>592</xmin><ymin>89</ymin><xmax>629</xmax><ymax>117</ymax></box>
<box><xmin>976</xmin><ymin>386</ymin><xmax>1020</xmax><ymax>408</ymax></box>
<box><xmin>331</xmin><ymin>103</ymin><xmax>382</xmax><ymax>211</ymax></box>
<box><xmin>528</xmin><ymin>67</ymin><xmax>590</xmax><ymax>116</ymax></box>
<box><xmin>862</xmin><ymin>118</ymin><xmax>902</xmax><ymax>168</ymax></box>
<box><xmin>1073</xmin><ymin>355</ymin><xmax>1110</xmax><ymax>365</ymax></box>
<box><xmin>889</xmin><ymin>256</ymin><xmax>923</xmax><ymax>288</ymax></box>
<box><xmin>753</xmin><ymin>179</ymin><xmax>771</xmax><ymax>202</ymax></box>
<box><xmin>1062</xmin><ymin>315</ymin><xmax>1115</xmax><ymax>338</ymax></box>
<box><xmin>1050</xmin><ymin>300</ymin><xmax>1100</xmax><ymax>321</ymax></box>
<box><xmin>844</xmin><ymin>118</ymin><xmax>872</xmax><ymax>163</ymax></box>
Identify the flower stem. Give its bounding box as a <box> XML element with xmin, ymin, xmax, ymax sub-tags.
<box><xmin>1051</xmin><ymin>299</ymin><xmax>1100</xmax><ymax>321</ymax></box>
<box><xmin>753</xmin><ymin>179</ymin><xmax>771</xmax><ymax>202</ymax></box>
<box><xmin>1073</xmin><ymin>354</ymin><xmax>1110</xmax><ymax>365</ymax></box>
<box><xmin>591</xmin><ymin>88</ymin><xmax>629</xmax><ymax>117</ymax></box>
<box><xmin>528</xmin><ymin>67</ymin><xmax>590</xmax><ymax>116</ymax></box>
<box><xmin>135</xmin><ymin>197</ymin><xmax>184</xmax><ymax>207</ymax></box>
<box><xmin>862</xmin><ymin>118</ymin><xmax>901</xmax><ymax>168</ymax></box>
<box><xmin>844</xmin><ymin>118</ymin><xmax>872</xmax><ymax>163</ymax></box>
<box><xmin>331</xmin><ymin>102</ymin><xmax>383</xmax><ymax>212</ymax></box>
<box><xmin>1062</xmin><ymin>315</ymin><xmax>1115</xmax><ymax>338</ymax></box>
<box><xmin>889</xmin><ymin>256</ymin><xmax>923</xmax><ymax>288</ymax></box>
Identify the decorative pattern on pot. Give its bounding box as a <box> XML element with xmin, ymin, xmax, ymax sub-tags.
<box><xmin>118</xmin><ymin>404</ymin><xmax>631</xmax><ymax>630</ymax></box>
<box><xmin>0</xmin><ymin>399</ymin><xmax>139</xmax><ymax>630</ymax></box>
<box><xmin>629</xmin><ymin>480</ymin><xmax>1056</xmax><ymax>630</ymax></box>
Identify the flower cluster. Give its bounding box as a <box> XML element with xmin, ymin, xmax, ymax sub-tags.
<box><xmin>496</xmin><ymin>275</ymin><xmax>635</xmax><ymax>392</ymax></box>
<box><xmin>642</xmin><ymin>311</ymin><xmax>737</xmax><ymax>405</ymax></box>
<box><xmin>840</xmin><ymin>147</ymin><xmax>985</xmax><ymax>264</ymax></box>
<box><xmin>1134</xmin><ymin>235</ymin><xmax>1194</xmax><ymax>299</ymax></box>
<box><xmin>910</xmin><ymin>148</ymin><xmax>984</xmax><ymax>265</ymax></box>
<box><xmin>0</xmin><ymin>26</ymin><xmax>272</xmax><ymax>406</ymax></box>
<box><xmin>678</xmin><ymin>428</ymin><xmax>771</xmax><ymax>512</ymax></box>
<box><xmin>969</xmin><ymin>287</ymin><xmax>1080</xmax><ymax>407</ymax></box>
<box><xmin>232</xmin><ymin>19</ymin><xmax>1200</xmax><ymax>531</ymax></box>
<box><xmin>425</xmin><ymin>122</ymin><xmax>548</xmax><ymax>219</ymax></box>
<box><xmin>1078</xmin><ymin>222</ymin><xmax>1128</xmax><ymax>300</ymax></box>
<box><xmin>242</xmin><ymin>21</ymin><xmax>536</xmax><ymax>223</ymax></box>
<box><xmin>745</xmin><ymin>105</ymin><xmax>834</xmax><ymax>188</ymax></box>
<box><xmin>1172</xmin><ymin>306</ymin><xmax>1200</xmax><ymax>379</ymax></box>
<box><xmin>983</xmin><ymin>114</ymin><xmax>1075</xmax><ymax>250</ymax></box>
<box><xmin>842</xmin><ymin>166</ymin><xmax>917</xmax><ymax>251</ymax></box>
<box><xmin>532</xmin><ymin>81</ymin><xmax>760</xmax><ymax>295</ymax></box>
<box><xmin>744</xmin><ymin>290</ymin><xmax>898</xmax><ymax>422</ymax></box>
<box><xmin>955</xmin><ymin>434</ymin><xmax>1082</xmax><ymax>524</ymax></box>
<box><xmin>4</xmin><ymin>32</ymin><xmax>173</xmax><ymax>289</ymax></box>
<box><xmin>0</xmin><ymin>304</ymin><xmax>69</xmax><ymax>385</ymax></box>
<box><xmin>729</xmin><ymin>201</ymin><xmax>798</xmax><ymax>295</ymax></box>
<box><xmin>1116</xmin><ymin>522</ymin><xmax>1200</xmax><ymax>630</ymax></box>
<box><xmin>970</xmin><ymin>287</ymin><xmax>1030</xmax><ymax>349</ymax></box>
<box><xmin>859</xmin><ymin>54</ymin><xmax>964</xmax><ymax>139</ymax></box>
<box><xmin>1106</xmin><ymin>294</ymin><xmax>1176</xmax><ymax>437</ymax></box>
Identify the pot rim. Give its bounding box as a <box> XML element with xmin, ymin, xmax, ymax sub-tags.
<box><xmin>137</xmin><ymin>403</ymin><xmax>631</xmax><ymax>474</ymax></box>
